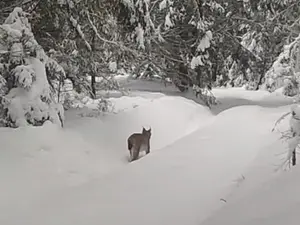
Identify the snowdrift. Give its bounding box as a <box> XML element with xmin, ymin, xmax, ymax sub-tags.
<box><xmin>200</xmin><ymin>164</ymin><xmax>300</xmax><ymax>225</ymax></box>
<box><xmin>1</xmin><ymin>103</ymin><xmax>289</xmax><ymax>225</ymax></box>
<box><xmin>66</xmin><ymin>94</ymin><xmax>214</xmax><ymax>159</ymax></box>
<box><xmin>210</xmin><ymin>87</ymin><xmax>293</xmax><ymax>114</ymax></box>
<box><xmin>0</xmin><ymin>94</ymin><xmax>213</xmax><ymax>224</ymax></box>
<box><xmin>199</xmin><ymin>106</ymin><xmax>300</xmax><ymax>225</ymax></box>
<box><xmin>108</xmin><ymin>95</ymin><xmax>214</xmax><ymax>149</ymax></box>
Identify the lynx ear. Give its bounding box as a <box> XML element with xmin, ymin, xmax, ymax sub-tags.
<box><xmin>148</xmin><ymin>127</ymin><xmax>151</xmax><ymax>132</ymax></box>
<box><xmin>142</xmin><ymin>127</ymin><xmax>146</xmax><ymax>132</ymax></box>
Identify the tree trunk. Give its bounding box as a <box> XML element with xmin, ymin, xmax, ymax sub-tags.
<box><xmin>292</xmin><ymin>149</ymin><xmax>296</xmax><ymax>166</ymax></box>
<box><xmin>256</xmin><ymin>74</ymin><xmax>264</xmax><ymax>90</ymax></box>
<box><xmin>256</xmin><ymin>60</ymin><xmax>266</xmax><ymax>90</ymax></box>
<box><xmin>57</xmin><ymin>77</ymin><xmax>62</xmax><ymax>103</ymax></box>
<box><xmin>212</xmin><ymin>63</ymin><xmax>218</xmax><ymax>82</ymax></box>
<box><xmin>292</xmin><ymin>131</ymin><xmax>297</xmax><ymax>166</ymax></box>
<box><xmin>90</xmin><ymin>33</ymin><xmax>96</xmax><ymax>99</ymax></box>
<box><xmin>91</xmin><ymin>75</ymin><xmax>96</xmax><ymax>99</ymax></box>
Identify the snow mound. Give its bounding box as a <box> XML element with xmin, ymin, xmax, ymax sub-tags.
<box><xmin>212</xmin><ymin>87</ymin><xmax>291</xmax><ymax>102</ymax></box>
<box><xmin>67</xmin><ymin>94</ymin><xmax>214</xmax><ymax>158</ymax></box>
<box><xmin>210</xmin><ymin>87</ymin><xmax>294</xmax><ymax>114</ymax></box>
<box><xmin>1</xmin><ymin>85</ymin><xmax>295</xmax><ymax>225</ymax></box>
<box><xmin>200</xmin><ymin>164</ymin><xmax>300</xmax><ymax>225</ymax></box>
<box><xmin>110</xmin><ymin>95</ymin><xmax>214</xmax><ymax>150</ymax></box>
<box><xmin>1</xmin><ymin>103</ymin><xmax>289</xmax><ymax>225</ymax></box>
<box><xmin>0</xmin><ymin>94</ymin><xmax>213</xmax><ymax>222</ymax></box>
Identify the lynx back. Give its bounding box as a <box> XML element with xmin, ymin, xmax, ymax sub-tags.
<box><xmin>127</xmin><ymin>127</ymin><xmax>152</xmax><ymax>162</ymax></box>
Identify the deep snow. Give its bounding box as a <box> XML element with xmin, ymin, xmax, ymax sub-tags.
<box><xmin>0</xmin><ymin>85</ymin><xmax>297</xmax><ymax>225</ymax></box>
<box><xmin>200</xmin><ymin>160</ymin><xmax>300</xmax><ymax>225</ymax></box>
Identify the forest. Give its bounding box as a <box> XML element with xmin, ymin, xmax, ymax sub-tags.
<box><xmin>0</xmin><ymin>0</ymin><xmax>300</xmax><ymax>127</ymax></box>
<box><xmin>2</xmin><ymin>1</ymin><xmax>300</xmax><ymax>225</ymax></box>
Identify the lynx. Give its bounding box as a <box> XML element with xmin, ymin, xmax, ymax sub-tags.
<box><xmin>127</xmin><ymin>127</ymin><xmax>152</xmax><ymax>162</ymax></box>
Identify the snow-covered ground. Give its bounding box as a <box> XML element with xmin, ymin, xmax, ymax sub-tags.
<box><xmin>0</xmin><ymin>83</ymin><xmax>297</xmax><ymax>225</ymax></box>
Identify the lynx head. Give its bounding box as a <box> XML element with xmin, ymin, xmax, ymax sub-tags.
<box><xmin>142</xmin><ymin>127</ymin><xmax>152</xmax><ymax>138</ymax></box>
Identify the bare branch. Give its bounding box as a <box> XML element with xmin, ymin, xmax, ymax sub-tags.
<box><xmin>272</xmin><ymin>112</ymin><xmax>291</xmax><ymax>132</ymax></box>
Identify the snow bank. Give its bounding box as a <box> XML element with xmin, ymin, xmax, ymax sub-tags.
<box><xmin>212</xmin><ymin>87</ymin><xmax>291</xmax><ymax>102</ymax></box>
<box><xmin>0</xmin><ymin>122</ymin><xmax>106</xmax><ymax>190</ymax></box>
<box><xmin>120</xmin><ymin>78</ymin><xmax>179</xmax><ymax>93</ymax></box>
<box><xmin>199</xmin><ymin>107</ymin><xmax>300</xmax><ymax>225</ymax></box>
<box><xmin>0</xmin><ymin>93</ymin><xmax>213</xmax><ymax>224</ymax></box>
<box><xmin>107</xmin><ymin>95</ymin><xmax>214</xmax><ymax>150</ymax></box>
<box><xmin>210</xmin><ymin>87</ymin><xmax>294</xmax><ymax>114</ymax></box>
<box><xmin>1</xmin><ymin>102</ymin><xmax>288</xmax><ymax>225</ymax></box>
<box><xmin>200</xmin><ymin>159</ymin><xmax>300</xmax><ymax>225</ymax></box>
<box><xmin>67</xmin><ymin>94</ymin><xmax>214</xmax><ymax>158</ymax></box>
<box><xmin>0</xmin><ymin>121</ymin><xmax>116</xmax><ymax>225</ymax></box>
<box><xmin>1</xmin><ymin>85</ymin><xmax>295</xmax><ymax>225</ymax></box>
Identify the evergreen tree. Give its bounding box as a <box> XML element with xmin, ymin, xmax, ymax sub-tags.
<box><xmin>0</xmin><ymin>7</ymin><xmax>64</xmax><ymax>127</ymax></box>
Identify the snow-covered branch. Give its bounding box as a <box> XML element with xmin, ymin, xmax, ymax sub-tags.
<box><xmin>86</xmin><ymin>11</ymin><xmax>139</xmax><ymax>57</ymax></box>
<box><xmin>70</xmin><ymin>16</ymin><xmax>92</xmax><ymax>52</ymax></box>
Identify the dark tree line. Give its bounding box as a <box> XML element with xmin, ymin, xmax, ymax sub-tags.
<box><xmin>1</xmin><ymin>0</ymin><xmax>300</xmax><ymax>127</ymax></box>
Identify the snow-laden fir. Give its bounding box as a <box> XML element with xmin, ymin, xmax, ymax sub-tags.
<box><xmin>0</xmin><ymin>7</ymin><xmax>64</xmax><ymax>127</ymax></box>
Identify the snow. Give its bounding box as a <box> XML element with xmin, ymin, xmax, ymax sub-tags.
<box><xmin>159</xmin><ymin>0</ymin><xmax>167</xmax><ymax>10</ymax></box>
<box><xmin>4</xmin><ymin>58</ymin><xmax>63</xmax><ymax>127</ymax></box>
<box><xmin>191</xmin><ymin>55</ymin><xmax>204</xmax><ymax>69</ymax></box>
<box><xmin>4</xmin><ymin>7</ymin><xmax>30</xmax><ymax>30</ymax></box>
<box><xmin>197</xmin><ymin>30</ymin><xmax>213</xmax><ymax>52</ymax></box>
<box><xmin>164</xmin><ymin>12</ymin><xmax>174</xmax><ymax>29</ymax></box>
<box><xmin>190</xmin><ymin>31</ymin><xmax>213</xmax><ymax>69</ymax></box>
<box><xmin>10</xmin><ymin>42</ymin><xmax>23</xmax><ymax>63</ymax></box>
<box><xmin>240</xmin><ymin>31</ymin><xmax>263</xmax><ymax>63</ymax></box>
<box><xmin>13</xmin><ymin>64</ymin><xmax>34</xmax><ymax>90</ymax></box>
<box><xmin>1</xmin><ymin>85</ymin><xmax>299</xmax><ymax>225</ymax></box>
<box><xmin>109</xmin><ymin>61</ymin><xmax>117</xmax><ymax>72</ymax></box>
<box><xmin>200</xmin><ymin>157</ymin><xmax>300</xmax><ymax>225</ymax></box>
<box><xmin>262</xmin><ymin>34</ymin><xmax>300</xmax><ymax>93</ymax></box>
<box><xmin>135</xmin><ymin>23</ymin><xmax>145</xmax><ymax>50</ymax></box>
<box><xmin>122</xmin><ymin>0</ymin><xmax>134</xmax><ymax>9</ymax></box>
<box><xmin>208</xmin><ymin>1</ymin><xmax>225</xmax><ymax>12</ymax></box>
<box><xmin>70</xmin><ymin>16</ymin><xmax>92</xmax><ymax>51</ymax></box>
<box><xmin>290</xmin><ymin>104</ymin><xmax>300</xmax><ymax>135</ymax></box>
<box><xmin>210</xmin><ymin>87</ymin><xmax>294</xmax><ymax>114</ymax></box>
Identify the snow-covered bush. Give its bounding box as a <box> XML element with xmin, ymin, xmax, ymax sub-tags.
<box><xmin>75</xmin><ymin>96</ymin><xmax>115</xmax><ymax>118</ymax></box>
<box><xmin>281</xmin><ymin>105</ymin><xmax>300</xmax><ymax>168</ymax></box>
<box><xmin>0</xmin><ymin>7</ymin><xmax>64</xmax><ymax>127</ymax></box>
<box><xmin>192</xmin><ymin>85</ymin><xmax>217</xmax><ymax>108</ymax></box>
<box><xmin>282</xmin><ymin>77</ymin><xmax>300</xmax><ymax>97</ymax></box>
<box><xmin>273</xmin><ymin>104</ymin><xmax>300</xmax><ymax>169</ymax></box>
<box><xmin>263</xmin><ymin>35</ymin><xmax>300</xmax><ymax>96</ymax></box>
<box><xmin>97</xmin><ymin>98</ymin><xmax>114</xmax><ymax>113</ymax></box>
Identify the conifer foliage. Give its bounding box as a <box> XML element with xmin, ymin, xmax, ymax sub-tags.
<box><xmin>0</xmin><ymin>7</ymin><xmax>64</xmax><ymax>127</ymax></box>
<box><xmin>1</xmin><ymin>0</ymin><xmax>300</xmax><ymax>128</ymax></box>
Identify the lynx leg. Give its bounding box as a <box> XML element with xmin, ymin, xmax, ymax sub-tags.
<box><xmin>129</xmin><ymin>149</ymin><xmax>134</xmax><ymax>162</ymax></box>
<box><xmin>145</xmin><ymin>148</ymin><xmax>150</xmax><ymax>154</ymax></box>
<box><xmin>131</xmin><ymin>148</ymin><xmax>140</xmax><ymax>161</ymax></box>
<box><xmin>127</xmin><ymin>139</ymin><xmax>132</xmax><ymax>150</ymax></box>
<box><xmin>146</xmin><ymin>143</ymin><xmax>150</xmax><ymax>155</ymax></box>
